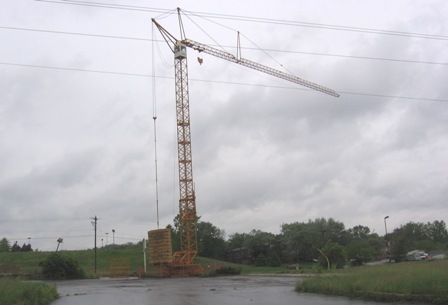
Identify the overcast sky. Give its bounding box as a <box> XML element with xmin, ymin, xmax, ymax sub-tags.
<box><xmin>1</xmin><ymin>0</ymin><xmax>447</xmax><ymax>251</ymax></box>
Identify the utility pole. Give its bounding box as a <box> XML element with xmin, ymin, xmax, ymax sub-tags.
<box><xmin>143</xmin><ymin>238</ymin><xmax>147</xmax><ymax>273</ymax></box>
<box><xmin>91</xmin><ymin>216</ymin><xmax>98</xmax><ymax>273</ymax></box>
<box><xmin>384</xmin><ymin>216</ymin><xmax>390</xmax><ymax>259</ymax></box>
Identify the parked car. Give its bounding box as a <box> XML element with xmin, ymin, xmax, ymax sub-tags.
<box><xmin>406</xmin><ymin>250</ymin><xmax>427</xmax><ymax>261</ymax></box>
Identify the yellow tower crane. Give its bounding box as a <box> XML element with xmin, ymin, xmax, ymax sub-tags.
<box><xmin>150</xmin><ymin>8</ymin><xmax>339</xmax><ymax>276</ymax></box>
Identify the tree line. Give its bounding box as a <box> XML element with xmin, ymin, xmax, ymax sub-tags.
<box><xmin>2</xmin><ymin>218</ymin><xmax>446</xmax><ymax>269</ymax></box>
<box><xmin>0</xmin><ymin>238</ymin><xmax>33</xmax><ymax>252</ymax></box>
<box><xmin>168</xmin><ymin>217</ymin><xmax>448</xmax><ymax>268</ymax></box>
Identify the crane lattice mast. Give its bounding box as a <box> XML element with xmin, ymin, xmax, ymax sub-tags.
<box><xmin>172</xmin><ymin>41</ymin><xmax>198</xmax><ymax>266</ymax></box>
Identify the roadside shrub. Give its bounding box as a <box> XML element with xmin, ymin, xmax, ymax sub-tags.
<box><xmin>318</xmin><ymin>242</ymin><xmax>346</xmax><ymax>269</ymax></box>
<box><xmin>215</xmin><ymin>265</ymin><xmax>242</xmax><ymax>275</ymax></box>
<box><xmin>312</xmin><ymin>263</ymin><xmax>323</xmax><ymax>273</ymax></box>
<box><xmin>268</xmin><ymin>252</ymin><xmax>282</xmax><ymax>267</ymax></box>
<box><xmin>202</xmin><ymin>265</ymin><xmax>241</xmax><ymax>277</ymax></box>
<box><xmin>39</xmin><ymin>253</ymin><xmax>85</xmax><ymax>280</ymax></box>
<box><xmin>255</xmin><ymin>253</ymin><xmax>267</xmax><ymax>266</ymax></box>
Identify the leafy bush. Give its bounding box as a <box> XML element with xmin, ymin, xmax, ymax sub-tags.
<box><xmin>268</xmin><ymin>252</ymin><xmax>282</xmax><ymax>267</ymax></box>
<box><xmin>215</xmin><ymin>265</ymin><xmax>242</xmax><ymax>275</ymax></box>
<box><xmin>202</xmin><ymin>265</ymin><xmax>241</xmax><ymax>277</ymax></box>
<box><xmin>255</xmin><ymin>253</ymin><xmax>267</xmax><ymax>266</ymax></box>
<box><xmin>346</xmin><ymin>240</ymin><xmax>375</xmax><ymax>266</ymax></box>
<box><xmin>39</xmin><ymin>253</ymin><xmax>85</xmax><ymax>280</ymax></box>
<box><xmin>318</xmin><ymin>242</ymin><xmax>347</xmax><ymax>269</ymax></box>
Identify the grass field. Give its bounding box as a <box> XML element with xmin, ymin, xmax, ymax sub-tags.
<box><xmin>0</xmin><ymin>244</ymin><xmax>148</xmax><ymax>278</ymax></box>
<box><xmin>296</xmin><ymin>259</ymin><xmax>448</xmax><ymax>304</ymax></box>
<box><xmin>0</xmin><ymin>278</ymin><xmax>58</xmax><ymax>305</ymax></box>
<box><xmin>0</xmin><ymin>246</ymin><xmax>300</xmax><ymax>278</ymax></box>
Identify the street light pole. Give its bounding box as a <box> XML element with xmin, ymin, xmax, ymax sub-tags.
<box><xmin>384</xmin><ymin>216</ymin><xmax>389</xmax><ymax>236</ymax></box>
<box><xmin>384</xmin><ymin>216</ymin><xmax>390</xmax><ymax>259</ymax></box>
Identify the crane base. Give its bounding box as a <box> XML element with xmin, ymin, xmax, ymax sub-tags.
<box><xmin>148</xmin><ymin>263</ymin><xmax>204</xmax><ymax>277</ymax></box>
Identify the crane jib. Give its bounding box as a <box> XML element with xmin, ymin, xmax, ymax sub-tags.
<box><xmin>182</xmin><ymin>39</ymin><xmax>340</xmax><ymax>98</ymax></box>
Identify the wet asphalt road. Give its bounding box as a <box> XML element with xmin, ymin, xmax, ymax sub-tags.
<box><xmin>49</xmin><ymin>275</ymin><xmax>415</xmax><ymax>305</ymax></box>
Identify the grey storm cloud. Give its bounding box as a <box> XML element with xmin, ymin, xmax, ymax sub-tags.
<box><xmin>1</xmin><ymin>0</ymin><xmax>447</xmax><ymax>250</ymax></box>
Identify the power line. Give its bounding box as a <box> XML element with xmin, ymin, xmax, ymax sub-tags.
<box><xmin>0</xmin><ymin>25</ymin><xmax>150</xmax><ymax>41</ymax></box>
<box><xmin>1</xmin><ymin>26</ymin><xmax>447</xmax><ymax>66</ymax></box>
<box><xmin>1</xmin><ymin>61</ymin><xmax>447</xmax><ymax>102</ymax></box>
<box><xmin>9</xmin><ymin>235</ymin><xmax>91</xmax><ymax>240</ymax></box>
<box><xmin>260</xmin><ymin>48</ymin><xmax>448</xmax><ymax>67</ymax></box>
<box><xmin>0</xmin><ymin>62</ymin><xmax>151</xmax><ymax>77</ymax></box>
<box><xmin>34</xmin><ymin>0</ymin><xmax>448</xmax><ymax>41</ymax></box>
<box><xmin>35</xmin><ymin>0</ymin><xmax>171</xmax><ymax>14</ymax></box>
<box><xmin>8</xmin><ymin>234</ymin><xmax>143</xmax><ymax>241</ymax></box>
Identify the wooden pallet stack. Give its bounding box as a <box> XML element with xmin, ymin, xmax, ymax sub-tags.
<box><xmin>148</xmin><ymin>228</ymin><xmax>173</xmax><ymax>265</ymax></box>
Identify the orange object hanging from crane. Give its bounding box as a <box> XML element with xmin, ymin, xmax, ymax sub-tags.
<box><xmin>151</xmin><ymin>8</ymin><xmax>339</xmax><ymax>276</ymax></box>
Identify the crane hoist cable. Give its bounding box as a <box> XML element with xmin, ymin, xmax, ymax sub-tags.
<box><xmin>151</xmin><ymin>23</ymin><xmax>160</xmax><ymax>229</ymax></box>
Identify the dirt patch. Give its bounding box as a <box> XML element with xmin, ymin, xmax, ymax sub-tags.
<box><xmin>0</xmin><ymin>264</ymin><xmax>26</xmax><ymax>275</ymax></box>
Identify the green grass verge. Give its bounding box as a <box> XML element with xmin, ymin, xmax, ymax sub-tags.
<box><xmin>0</xmin><ymin>278</ymin><xmax>58</xmax><ymax>305</ymax></box>
<box><xmin>196</xmin><ymin>257</ymin><xmax>316</xmax><ymax>275</ymax></box>
<box><xmin>0</xmin><ymin>244</ymin><xmax>146</xmax><ymax>278</ymax></box>
<box><xmin>0</xmin><ymin>248</ymin><xmax>318</xmax><ymax>279</ymax></box>
<box><xmin>296</xmin><ymin>259</ymin><xmax>448</xmax><ymax>304</ymax></box>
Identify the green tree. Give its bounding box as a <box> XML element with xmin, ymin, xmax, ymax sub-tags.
<box><xmin>267</xmin><ymin>251</ymin><xmax>282</xmax><ymax>267</ymax></box>
<box><xmin>21</xmin><ymin>243</ymin><xmax>33</xmax><ymax>252</ymax></box>
<box><xmin>413</xmin><ymin>239</ymin><xmax>439</xmax><ymax>252</ymax></box>
<box><xmin>11</xmin><ymin>241</ymin><xmax>21</xmax><ymax>252</ymax></box>
<box><xmin>280</xmin><ymin>218</ymin><xmax>345</xmax><ymax>263</ymax></box>
<box><xmin>255</xmin><ymin>253</ymin><xmax>268</xmax><ymax>266</ymax></box>
<box><xmin>425</xmin><ymin>220</ymin><xmax>448</xmax><ymax>244</ymax></box>
<box><xmin>309</xmin><ymin>218</ymin><xmax>345</xmax><ymax>246</ymax></box>
<box><xmin>368</xmin><ymin>233</ymin><xmax>386</xmax><ymax>259</ymax></box>
<box><xmin>389</xmin><ymin>220</ymin><xmax>448</xmax><ymax>260</ymax></box>
<box><xmin>167</xmin><ymin>214</ymin><xmax>199</xmax><ymax>253</ymax></box>
<box><xmin>281</xmin><ymin>222</ymin><xmax>318</xmax><ymax>262</ymax></box>
<box><xmin>245</xmin><ymin>230</ymin><xmax>277</xmax><ymax>262</ymax></box>
<box><xmin>0</xmin><ymin>237</ymin><xmax>10</xmax><ymax>252</ymax></box>
<box><xmin>389</xmin><ymin>223</ymin><xmax>416</xmax><ymax>261</ymax></box>
<box><xmin>167</xmin><ymin>215</ymin><xmax>226</xmax><ymax>259</ymax></box>
<box><xmin>197</xmin><ymin>221</ymin><xmax>226</xmax><ymax>259</ymax></box>
<box><xmin>227</xmin><ymin>233</ymin><xmax>248</xmax><ymax>250</ymax></box>
<box><xmin>317</xmin><ymin>242</ymin><xmax>346</xmax><ymax>269</ymax></box>
<box><xmin>390</xmin><ymin>232</ymin><xmax>408</xmax><ymax>262</ymax></box>
<box><xmin>346</xmin><ymin>225</ymin><xmax>384</xmax><ymax>260</ymax></box>
<box><xmin>345</xmin><ymin>239</ymin><xmax>375</xmax><ymax>265</ymax></box>
<box><xmin>166</xmin><ymin>224</ymin><xmax>180</xmax><ymax>253</ymax></box>
<box><xmin>348</xmin><ymin>225</ymin><xmax>371</xmax><ymax>239</ymax></box>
